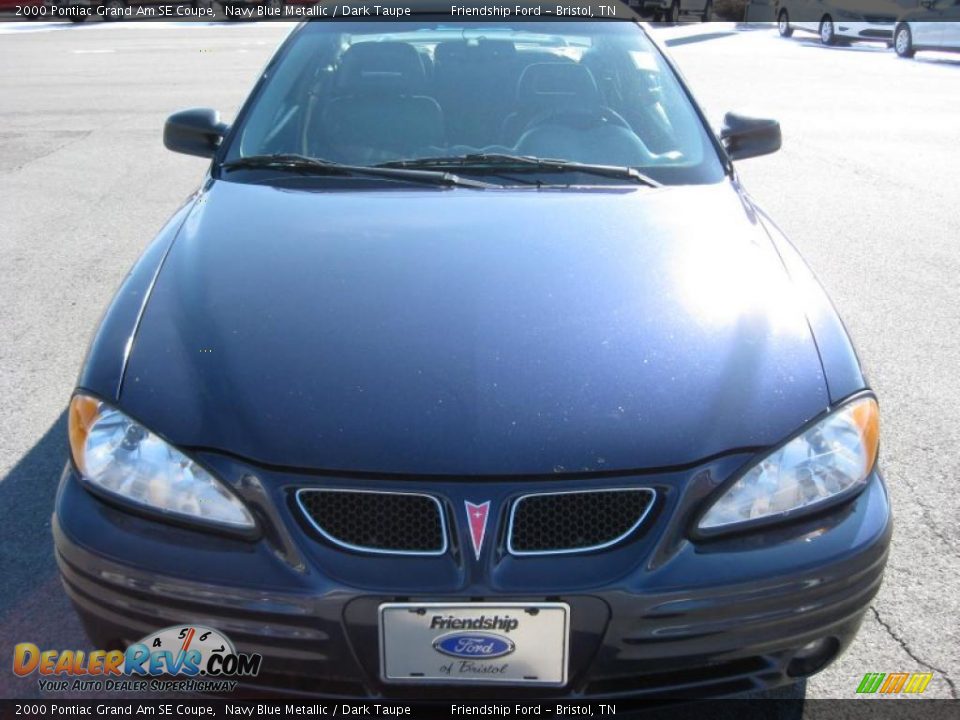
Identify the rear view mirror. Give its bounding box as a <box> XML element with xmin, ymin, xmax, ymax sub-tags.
<box><xmin>720</xmin><ymin>112</ymin><xmax>782</xmax><ymax>161</ymax></box>
<box><xmin>164</xmin><ymin>108</ymin><xmax>228</xmax><ymax>158</ymax></box>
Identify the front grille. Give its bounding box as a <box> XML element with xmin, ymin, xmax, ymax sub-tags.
<box><xmin>507</xmin><ymin>488</ymin><xmax>655</xmax><ymax>556</ymax></box>
<box><xmin>296</xmin><ymin>489</ymin><xmax>447</xmax><ymax>555</ymax></box>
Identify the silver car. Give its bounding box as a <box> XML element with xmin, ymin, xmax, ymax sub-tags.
<box><xmin>776</xmin><ymin>0</ymin><xmax>899</xmax><ymax>44</ymax></box>
<box><xmin>894</xmin><ymin>0</ymin><xmax>960</xmax><ymax>57</ymax></box>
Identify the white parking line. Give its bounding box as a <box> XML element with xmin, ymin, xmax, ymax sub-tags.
<box><xmin>0</xmin><ymin>21</ymin><xmax>67</xmax><ymax>34</ymax></box>
<box><xmin>0</xmin><ymin>20</ymin><xmax>275</xmax><ymax>35</ymax></box>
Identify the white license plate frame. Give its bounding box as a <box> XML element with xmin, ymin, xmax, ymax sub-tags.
<box><xmin>379</xmin><ymin>602</ymin><xmax>570</xmax><ymax>686</ymax></box>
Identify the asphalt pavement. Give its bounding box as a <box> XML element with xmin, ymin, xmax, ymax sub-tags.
<box><xmin>0</xmin><ymin>20</ymin><xmax>957</xmax><ymax>703</ymax></box>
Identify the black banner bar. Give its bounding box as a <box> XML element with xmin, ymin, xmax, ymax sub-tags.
<box><xmin>0</xmin><ymin>0</ymin><xmax>950</xmax><ymax>23</ymax></box>
<box><xmin>2</xmin><ymin>699</ymin><xmax>960</xmax><ymax>720</ymax></box>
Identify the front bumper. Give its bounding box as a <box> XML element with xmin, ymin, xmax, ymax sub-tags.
<box><xmin>836</xmin><ymin>22</ymin><xmax>895</xmax><ymax>40</ymax></box>
<box><xmin>53</xmin><ymin>455</ymin><xmax>891</xmax><ymax>699</ymax></box>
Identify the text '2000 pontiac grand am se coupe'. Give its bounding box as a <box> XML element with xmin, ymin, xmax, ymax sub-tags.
<box><xmin>56</xmin><ymin>13</ymin><xmax>891</xmax><ymax>699</ymax></box>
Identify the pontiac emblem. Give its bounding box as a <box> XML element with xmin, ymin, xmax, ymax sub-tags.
<box><xmin>464</xmin><ymin>501</ymin><xmax>491</xmax><ymax>560</ymax></box>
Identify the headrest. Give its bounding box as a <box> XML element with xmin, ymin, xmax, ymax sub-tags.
<box><xmin>515</xmin><ymin>63</ymin><xmax>601</xmax><ymax>108</ymax></box>
<box><xmin>336</xmin><ymin>41</ymin><xmax>426</xmax><ymax>94</ymax></box>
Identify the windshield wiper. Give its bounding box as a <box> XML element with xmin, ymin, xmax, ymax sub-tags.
<box><xmin>221</xmin><ymin>154</ymin><xmax>496</xmax><ymax>189</ymax></box>
<box><xmin>376</xmin><ymin>154</ymin><xmax>662</xmax><ymax>188</ymax></box>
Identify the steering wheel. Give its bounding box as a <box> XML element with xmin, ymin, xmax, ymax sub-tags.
<box><xmin>521</xmin><ymin>106</ymin><xmax>632</xmax><ymax>136</ymax></box>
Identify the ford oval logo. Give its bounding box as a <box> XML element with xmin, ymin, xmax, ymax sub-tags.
<box><xmin>433</xmin><ymin>632</ymin><xmax>515</xmax><ymax>659</ymax></box>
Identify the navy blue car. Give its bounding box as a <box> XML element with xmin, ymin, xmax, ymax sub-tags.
<box><xmin>56</xmin><ymin>15</ymin><xmax>891</xmax><ymax>698</ymax></box>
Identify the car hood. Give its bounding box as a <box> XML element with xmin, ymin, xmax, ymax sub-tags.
<box><xmin>119</xmin><ymin>179</ymin><xmax>828</xmax><ymax>476</ymax></box>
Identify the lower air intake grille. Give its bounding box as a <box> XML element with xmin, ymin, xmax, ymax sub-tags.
<box><xmin>508</xmin><ymin>488</ymin><xmax>655</xmax><ymax>555</ymax></box>
<box><xmin>296</xmin><ymin>489</ymin><xmax>447</xmax><ymax>555</ymax></box>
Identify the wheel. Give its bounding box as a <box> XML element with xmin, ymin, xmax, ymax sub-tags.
<box><xmin>666</xmin><ymin>0</ymin><xmax>680</xmax><ymax>23</ymax></box>
<box><xmin>819</xmin><ymin>16</ymin><xmax>837</xmax><ymax>45</ymax></box>
<box><xmin>221</xmin><ymin>2</ymin><xmax>247</xmax><ymax>18</ymax></box>
<box><xmin>778</xmin><ymin>10</ymin><xmax>793</xmax><ymax>37</ymax></box>
<box><xmin>101</xmin><ymin>0</ymin><xmax>125</xmax><ymax>21</ymax></box>
<box><xmin>701</xmin><ymin>0</ymin><xmax>711</xmax><ymax>22</ymax></box>
<box><xmin>894</xmin><ymin>24</ymin><xmax>915</xmax><ymax>58</ymax></box>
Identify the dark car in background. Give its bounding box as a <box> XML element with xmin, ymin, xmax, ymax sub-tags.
<box><xmin>56</xmin><ymin>14</ymin><xmax>891</xmax><ymax>698</ymax></box>
<box><xmin>0</xmin><ymin>0</ymin><xmax>42</xmax><ymax>12</ymax></box>
<box><xmin>628</xmin><ymin>0</ymin><xmax>713</xmax><ymax>22</ymax></box>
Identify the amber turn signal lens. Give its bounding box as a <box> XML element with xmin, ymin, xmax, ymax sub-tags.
<box><xmin>699</xmin><ymin>394</ymin><xmax>881</xmax><ymax>533</ymax></box>
<box><xmin>851</xmin><ymin>396</ymin><xmax>880</xmax><ymax>476</ymax></box>
<box><xmin>68</xmin><ymin>394</ymin><xmax>101</xmax><ymax>474</ymax></box>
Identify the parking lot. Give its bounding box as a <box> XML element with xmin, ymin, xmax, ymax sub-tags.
<box><xmin>0</xmin><ymin>19</ymin><xmax>957</xmax><ymax>701</ymax></box>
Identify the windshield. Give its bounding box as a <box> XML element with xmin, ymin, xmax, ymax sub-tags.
<box><xmin>224</xmin><ymin>21</ymin><xmax>726</xmax><ymax>186</ymax></box>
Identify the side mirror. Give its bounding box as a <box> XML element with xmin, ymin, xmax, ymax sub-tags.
<box><xmin>720</xmin><ymin>112</ymin><xmax>782</xmax><ymax>161</ymax></box>
<box><xmin>164</xmin><ymin>108</ymin><xmax>228</xmax><ymax>158</ymax></box>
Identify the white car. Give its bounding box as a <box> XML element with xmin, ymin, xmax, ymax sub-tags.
<box><xmin>894</xmin><ymin>0</ymin><xmax>960</xmax><ymax>58</ymax></box>
<box><xmin>776</xmin><ymin>0</ymin><xmax>898</xmax><ymax>44</ymax></box>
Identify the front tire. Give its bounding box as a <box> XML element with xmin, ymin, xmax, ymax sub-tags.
<box><xmin>220</xmin><ymin>2</ymin><xmax>246</xmax><ymax>19</ymax></box>
<box><xmin>819</xmin><ymin>16</ymin><xmax>837</xmax><ymax>46</ymax></box>
<box><xmin>894</xmin><ymin>24</ymin><xmax>915</xmax><ymax>58</ymax></box>
<box><xmin>101</xmin><ymin>0</ymin><xmax>125</xmax><ymax>20</ymax></box>
<box><xmin>666</xmin><ymin>0</ymin><xmax>680</xmax><ymax>23</ymax></box>
<box><xmin>778</xmin><ymin>10</ymin><xmax>793</xmax><ymax>37</ymax></box>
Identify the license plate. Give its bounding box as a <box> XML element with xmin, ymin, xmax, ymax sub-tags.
<box><xmin>379</xmin><ymin>602</ymin><xmax>569</xmax><ymax>685</ymax></box>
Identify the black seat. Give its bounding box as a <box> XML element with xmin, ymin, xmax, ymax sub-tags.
<box><xmin>433</xmin><ymin>39</ymin><xmax>518</xmax><ymax>148</ymax></box>
<box><xmin>502</xmin><ymin>62</ymin><xmax>652</xmax><ymax>166</ymax></box>
<box><xmin>580</xmin><ymin>48</ymin><xmax>675</xmax><ymax>154</ymax></box>
<box><xmin>319</xmin><ymin>42</ymin><xmax>444</xmax><ymax>163</ymax></box>
<box><xmin>500</xmin><ymin>63</ymin><xmax>603</xmax><ymax>147</ymax></box>
<box><xmin>334</xmin><ymin>41</ymin><xmax>429</xmax><ymax>95</ymax></box>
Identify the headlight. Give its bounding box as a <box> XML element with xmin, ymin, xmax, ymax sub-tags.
<box><xmin>697</xmin><ymin>396</ymin><xmax>879</xmax><ymax>534</ymax></box>
<box><xmin>68</xmin><ymin>393</ymin><xmax>255</xmax><ymax>531</ymax></box>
